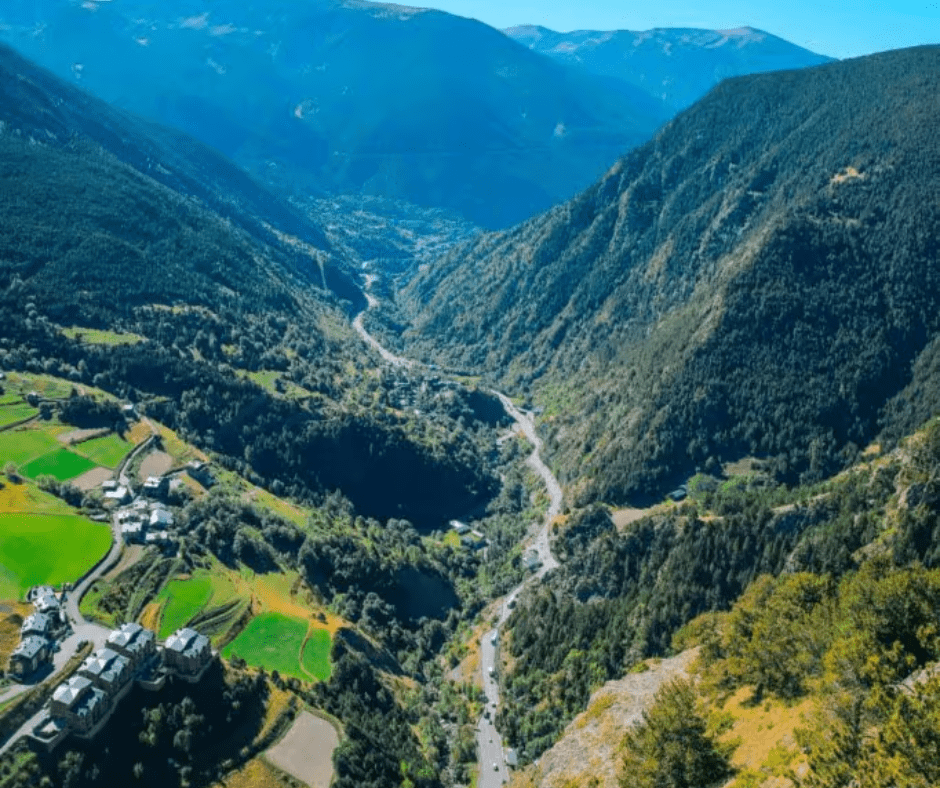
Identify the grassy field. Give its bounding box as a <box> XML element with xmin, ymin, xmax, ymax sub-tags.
<box><xmin>300</xmin><ymin>629</ymin><xmax>332</xmax><ymax>681</ymax></box>
<box><xmin>222</xmin><ymin>613</ymin><xmax>317</xmax><ymax>680</ymax></box>
<box><xmin>156</xmin><ymin>576</ymin><xmax>214</xmax><ymax>638</ymax></box>
<box><xmin>0</xmin><ymin>429</ymin><xmax>62</xmax><ymax>467</ymax></box>
<box><xmin>0</xmin><ymin>513</ymin><xmax>111</xmax><ymax>598</ymax></box>
<box><xmin>0</xmin><ymin>402</ymin><xmax>37</xmax><ymax>429</ymax></box>
<box><xmin>244</xmin><ymin>371</ymin><xmax>312</xmax><ymax>401</ymax></box>
<box><xmin>60</xmin><ymin>326</ymin><xmax>144</xmax><ymax>346</ymax></box>
<box><xmin>73</xmin><ymin>433</ymin><xmax>133</xmax><ymax>468</ymax></box>
<box><xmin>20</xmin><ymin>449</ymin><xmax>97</xmax><ymax>482</ymax></box>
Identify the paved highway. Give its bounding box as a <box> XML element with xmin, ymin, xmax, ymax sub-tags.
<box><xmin>351</xmin><ymin>277</ymin><xmax>563</xmax><ymax>786</ymax></box>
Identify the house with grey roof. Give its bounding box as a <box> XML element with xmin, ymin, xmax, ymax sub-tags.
<box><xmin>164</xmin><ymin>627</ymin><xmax>212</xmax><ymax>680</ymax></box>
<box><xmin>78</xmin><ymin>648</ymin><xmax>133</xmax><ymax>701</ymax></box>
<box><xmin>50</xmin><ymin>676</ymin><xmax>109</xmax><ymax>736</ymax></box>
<box><xmin>20</xmin><ymin>613</ymin><xmax>52</xmax><ymax>639</ymax></box>
<box><xmin>149</xmin><ymin>507</ymin><xmax>173</xmax><ymax>528</ymax></box>
<box><xmin>9</xmin><ymin>636</ymin><xmax>51</xmax><ymax>678</ymax></box>
<box><xmin>106</xmin><ymin>622</ymin><xmax>156</xmax><ymax>670</ymax></box>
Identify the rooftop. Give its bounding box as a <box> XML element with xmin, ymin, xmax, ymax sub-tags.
<box><xmin>53</xmin><ymin>675</ymin><xmax>93</xmax><ymax>708</ymax></box>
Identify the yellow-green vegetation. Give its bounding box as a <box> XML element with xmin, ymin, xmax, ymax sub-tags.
<box><xmin>215</xmin><ymin>467</ymin><xmax>310</xmax><ymax>527</ymax></box>
<box><xmin>243</xmin><ymin>370</ymin><xmax>313</xmax><ymax>400</ymax></box>
<box><xmin>0</xmin><ymin>401</ymin><xmax>37</xmax><ymax>429</ymax></box>
<box><xmin>60</xmin><ymin>326</ymin><xmax>144</xmax><ymax>346</ymax></box>
<box><xmin>0</xmin><ymin>426</ymin><xmax>63</xmax><ymax>467</ymax></box>
<box><xmin>0</xmin><ymin>510</ymin><xmax>111</xmax><ymax>598</ymax></box>
<box><xmin>72</xmin><ymin>432</ymin><xmax>134</xmax><ymax>468</ymax></box>
<box><xmin>152</xmin><ymin>421</ymin><xmax>207</xmax><ymax>467</ymax></box>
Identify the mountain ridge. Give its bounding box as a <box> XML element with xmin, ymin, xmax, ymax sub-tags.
<box><xmin>0</xmin><ymin>0</ymin><xmax>669</xmax><ymax>228</ymax></box>
<box><xmin>399</xmin><ymin>45</ymin><xmax>940</xmax><ymax>504</ymax></box>
<box><xmin>503</xmin><ymin>22</ymin><xmax>834</xmax><ymax>110</ymax></box>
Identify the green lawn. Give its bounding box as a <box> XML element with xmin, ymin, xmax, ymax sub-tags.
<box><xmin>222</xmin><ymin>612</ymin><xmax>321</xmax><ymax>680</ymax></box>
<box><xmin>156</xmin><ymin>576</ymin><xmax>214</xmax><ymax>639</ymax></box>
<box><xmin>0</xmin><ymin>514</ymin><xmax>112</xmax><ymax>598</ymax></box>
<box><xmin>0</xmin><ymin>403</ymin><xmax>37</xmax><ymax>429</ymax></box>
<box><xmin>301</xmin><ymin>628</ymin><xmax>332</xmax><ymax>681</ymax></box>
<box><xmin>20</xmin><ymin>449</ymin><xmax>97</xmax><ymax>482</ymax></box>
<box><xmin>73</xmin><ymin>433</ymin><xmax>133</xmax><ymax>469</ymax></box>
<box><xmin>0</xmin><ymin>430</ymin><xmax>62</xmax><ymax>467</ymax></box>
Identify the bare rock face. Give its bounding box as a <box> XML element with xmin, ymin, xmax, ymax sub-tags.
<box><xmin>517</xmin><ymin>649</ymin><xmax>698</xmax><ymax>788</ymax></box>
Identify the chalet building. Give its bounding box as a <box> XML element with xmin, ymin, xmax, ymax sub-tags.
<box><xmin>34</xmin><ymin>593</ymin><xmax>62</xmax><ymax>618</ymax></box>
<box><xmin>27</xmin><ymin>586</ymin><xmax>55</xmax><ymax>603</ymax></box>
<box><xmin>142</xmin><ymin>476</ymin><xmax>169</xmax><ymax>498</ymax></box>
<box><xmin>106</xmin><ymin>622</ymin><xmax>156</xmax><ymax>670</ymax></box>
<box><xmin>449</xmin><ymin>520</ymin><xmax>470</xmax><ymax>535</ymax></box>
<box><xmin>9</xmin><ymin>636</ymin><xmax>51</xmax><ymax>678</ymax></box>
<box><xmin>78</xmin><ymin>648</ymin><xmax>133</xmax><ymax>701</ymax></box>
<box><xmin>186</xmin><ymin>460</ymin><xmax>215</xmax><ymax>488</ymax></box>
<box><xmin>164</xmin><ymin>627</ymin><xmax>212</xmax><ymax>678</ymax></box>
<box><xmin>121</xmin><ymin>522</ymin><xmax>144</xmax><ymax>544</ymax></box>
<box><xmin>20</xmin><ymin>613</ymin><xmax>52</xmax><ymax>639</ymax></box>
<box><xmin>105</xmin><ymin>486</ymin><xmax>131</xmax><ymax>504</ymax></box>
<box><xmin>49</xmin><ymin>676</ymin><xmax>109</xmax><ymax>736</ymax></box>
<box><xmin>149</xmin><ymin>508</ymin><xmax>173</xmax><ymax>528</ymax></box>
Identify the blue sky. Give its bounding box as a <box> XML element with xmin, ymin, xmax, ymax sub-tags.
<box><xmin>417</xmin><ymin>0</ymin><xmax>940</xmax><ymax>59</ymax></box>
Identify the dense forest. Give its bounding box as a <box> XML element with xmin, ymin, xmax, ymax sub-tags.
<box><xmin>497</xmin><ymin>420</ymin><xmax>940</xmax><ymax>762</ymax></box>
<box><xmin>399</xmin><ymin>46</ymin><xmax>940</xmax><ymax>504</ymax></box>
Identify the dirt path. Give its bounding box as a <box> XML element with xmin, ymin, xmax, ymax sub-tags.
<box><xmin>265</xmin><ymin>711</ymin><xmax>339</xmax><ymax>788</ymax></box>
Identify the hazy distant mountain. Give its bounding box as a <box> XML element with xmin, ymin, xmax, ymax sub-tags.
<box><xmin>400</xmin><ymin>47</ymin><xmax>940</xmax><ymax>503</ymax></box>
<box><xmin>504</xmin><ymin>25</ymin><xmax>833</xmax><ymax>110</ymax></box>
<box><xmin>0</xmin><ymin>39</ymin><xmax>363</xmax><ymax>319</ymax></box>
<box><xmin>0</xmin><ymin>0</ymin><xmax>668</xmax><ymax>228</ymax></box>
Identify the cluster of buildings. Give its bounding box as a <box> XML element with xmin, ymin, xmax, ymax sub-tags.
<box><xmin>31</xmin><ymin>623</ymin><xmax>213</xmax><ymax>749</ymax></box>
<box><xmin>8</xmin><ymin>587</ymin><xmax>69</xmax><ymax>679</ymax></box>
<box><xmin>116</xmin><ymin>498</ymin><xmax>176</xmax><ymax>549</ymax></box>
<box><xmin>449</xmin><ymin>520</ymin><xmax>489</xmax><ymax>552</ymax></box>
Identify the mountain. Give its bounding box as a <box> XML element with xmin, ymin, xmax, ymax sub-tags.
<box><xmin>399</xmin><ymin>46</ymin><xmax>940</xmax><ymax>504</ymax></box>
<box><xmin>0</xmin><ymin>41</ymin><xmax>499</xmax><ymax>528</ymax></box>
<box><xmin>504</xmin><ymin>24</ymin><xmax>834</xmax><ymax>111</ymax></box>
<box><xmin>0</xmin><ymin>0</ymin><xmax>668</xmax><ymax>229</ymax></box>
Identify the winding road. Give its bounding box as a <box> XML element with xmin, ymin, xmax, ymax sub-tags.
<box><xmin>352</xmin><ymin>276</ymin><xmax>562</xmax><ymax>787</ymax></box>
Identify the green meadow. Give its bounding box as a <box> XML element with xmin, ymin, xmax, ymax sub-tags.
<box><xmin>0</xmin><ymin>513</ymin><xmax>111</xmax><ymax>598</ymax></box>
<box><xmin>73</xmin><ymin>433</ymin><xmax>133</xmax><ymax>469</ymax></box>
<box><xmin>300</xmin><ymin>628</ymin><xmax>332</xmax><ymax>681</ymax></box>
<box><xmin>222</xmin><ymin>612</ymin><xmax>330</xmax><ymax>681</ymax></box>
<box><xmin>0</xmin><ymin>402</ymin><xmax>37</xmax><ymax>429</ymax></box>
<box><xmin>156</xmin><ymin>576</ymin><xmax>214</xmax><ymax>639</ymax></box>
<box><xmin>20</xmin><ymin>449</ymin><xmax>97</xmax><ymax>482</ymax></box>
<box><xmin>0</xmin><ymin>429</ymin><xmax>61</xmax><ymax>467</ymax></box>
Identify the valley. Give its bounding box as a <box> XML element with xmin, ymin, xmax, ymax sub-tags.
<box><xmin>0</xmin><ymin>8</ymin><xmax>937</xmax><ymax>788</ymax></box>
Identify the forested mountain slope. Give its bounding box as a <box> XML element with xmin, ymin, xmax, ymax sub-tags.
<box><xmin>0</xmin><ymin>42</ymin><xmax>497</xmax><ymax>527</ymax></box>
<box><xmin>505</xmin><ymin>25</ymin><xmax>832</xmax><ymax>111</ymax></box>
<box><xmin>400</xmin><ymin>46</ymin><xmax>940</xmax><ymax>504</ymax></box>
<box><xmin>0</xmin><ymin>0</ymin><xmax>667</xmax><ymax>228</ymax></box>
<box><xmin>0</xmin><ymin>40</ymin><xmax>362</xmax><ymax>310</ymax></box>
